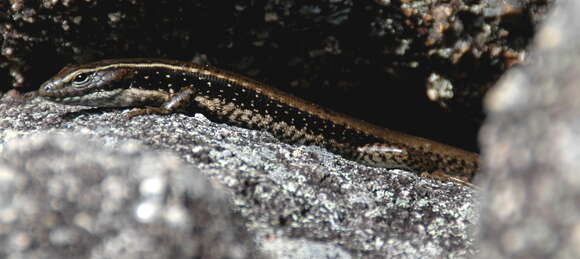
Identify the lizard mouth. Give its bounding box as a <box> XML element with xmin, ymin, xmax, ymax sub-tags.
<box><xmin>38</xmin><ymin>86</ymin><xmax>125</xmax><ymax>107</ymax></box>
<box><xmin>38</xmin><ymin>79</ymin><xmax>93</xmax><ymax>98</ymax></box>
<box><xmin>38</xmin><ymin>78</ymin><xmax>120</xmax><ymax>107</ymax></box>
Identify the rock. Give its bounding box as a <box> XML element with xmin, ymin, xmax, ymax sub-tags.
<box><xmin>0</xmin><ymin>95</ymin><xmax>479</xmax><ymax>258</ymax></box>
<box><xmin>0</xmin><ymin>133</ymin><xmax>264</xmax><ymax>259</ymax></box>
<box><xmin>479</xmin><ymin>1</ymin><xmax>580</xmax><ymax>258</ymax></box>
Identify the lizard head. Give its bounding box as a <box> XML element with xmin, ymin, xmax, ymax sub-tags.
<box><xmin>38</xmin><ymin>60</ymin><xmax>139</xmax><ymax>107</ymax></box>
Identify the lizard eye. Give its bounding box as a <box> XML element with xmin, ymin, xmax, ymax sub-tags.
<box><xmin>71</xmin><ymin>73</ymin><xmax>91</xmax><ymax>87</ymax></box>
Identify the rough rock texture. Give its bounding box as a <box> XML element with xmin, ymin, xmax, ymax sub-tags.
<box><xmin>0</xmin><ymin>0</ymin><xmax>554</xmax><ymax>150</ymax></box>
<box><xmin>0</xmin><ymin>133</ymin><xmax>264</xmax><ymax>259</ymax></box>
<box><xmin>479</xmin><ymin>1</ymin><xmax>580</xmax><ymax>258</ymax></box>
<box><xmin>0</xmin><ymin>97</ymin><xmax>479</xmax><ymax>258</ymax></box>
<box><xmin>0</xmin><ymin>131</ymin><xmax>269</xmax><ymax>259</ymax></box>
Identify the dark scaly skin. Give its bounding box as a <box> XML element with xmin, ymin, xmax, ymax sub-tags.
<box><xmin>38</xmin><ymin>58</ymin><xmax>479</xmax><ymax>186</ymax></box>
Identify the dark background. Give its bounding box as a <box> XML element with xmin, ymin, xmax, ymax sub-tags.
<box><xmin>0</xmin><ymin>0</ymin><xmax>553</xmax><ymax>151</ymax></box>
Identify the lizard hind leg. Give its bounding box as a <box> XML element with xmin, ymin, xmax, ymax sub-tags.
<box><xmin>355</xmin><ymin>143</ymin><xmax>412</xmax><ymax>170</ymax></box>
<box><xmin>421</xmin><ymin>170</ymin><xmax>479</xmax><ymax>189</ymax></box>
<box><xmin>356</xmin><ymin>143</ymin><xmax>478</xmax><ymax>188</ymax></box>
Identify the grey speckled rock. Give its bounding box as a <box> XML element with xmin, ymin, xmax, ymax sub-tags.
<box><xmin>479</xmin><ymin>1</ymin><xmax>580</xmax><ymax>258</ymax></box>
<box><xmin>0</xmin><ymin>133</ymin><xmax>263</xmax><ymax>259</ymax></box>
<box><xmin>0</xmin><ymin>96</ymin><xmax>479</xmax><ymax>258</ymax></box>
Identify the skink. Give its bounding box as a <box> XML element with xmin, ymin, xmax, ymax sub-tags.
<box><xmin>38</xmin><ymin>58</ymin><xmax>479</xmax><ymax>186</ymax></box>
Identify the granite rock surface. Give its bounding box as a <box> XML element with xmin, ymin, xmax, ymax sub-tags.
<box><xmin>0</xmin><ymin>96</ymin><xmax>478</xmax><ymax>258</ymax></box>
